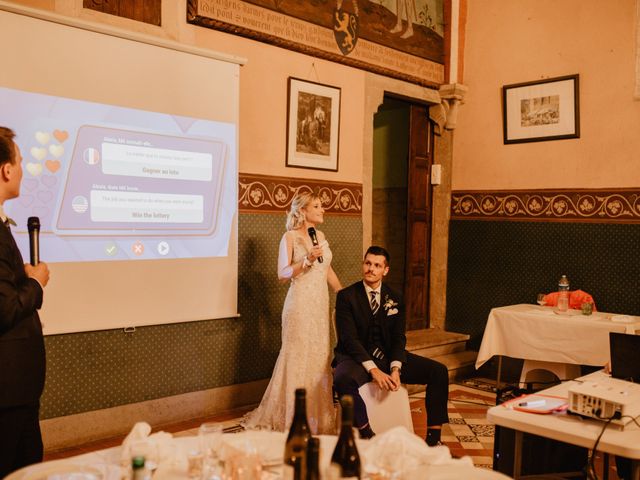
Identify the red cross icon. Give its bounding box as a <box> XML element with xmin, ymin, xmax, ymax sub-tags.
<box><xmin>132</xmin><ymin>241</ymin><xmax>144</xmax><ymax>255</ymax></box>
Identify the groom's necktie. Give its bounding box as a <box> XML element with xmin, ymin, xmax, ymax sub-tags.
<box><xmin>369</xmin><ymin>290</ymin><xmax>379</xmax><ymax>315</ymax></box>
<box><xmin>368</xmin><ymin>290</ymin><xmax>384</xmax><ymax>360</ymax></box>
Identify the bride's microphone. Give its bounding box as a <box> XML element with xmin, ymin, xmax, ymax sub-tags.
<box><xmin>307</xmin><ymin>227</ymin><xmax>323</xmax><ymax>263</ymax></box>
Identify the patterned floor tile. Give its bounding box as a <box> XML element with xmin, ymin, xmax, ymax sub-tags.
<box><xmin>460</xmin><ymin>442</ymin><xmax>485</xmax><ymax>450</ymax></box>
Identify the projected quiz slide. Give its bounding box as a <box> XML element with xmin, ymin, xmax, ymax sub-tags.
<box><xmin>0</xmin><ymin>86</ymin><xmax>237</xmax><ymax>263</ymax></box>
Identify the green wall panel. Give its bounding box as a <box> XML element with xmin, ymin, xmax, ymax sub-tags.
<box><xmin>41</xmin><ymin>213</ymin><xmax>362</xmax><ymax>419</ymax></box>
<box><xmin>446</xmin><ymin>220</ymin><xmax>640</xmax><ymax>350</ymax></box>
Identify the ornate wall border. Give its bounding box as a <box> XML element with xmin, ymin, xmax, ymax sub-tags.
<box><xmin>239</xmin><ymin>173</ymin><xmax>362</xmax><ymax>215</ymax></box>
<box><xmin>451</xmin><ymin>189</ymin><xmax>640</xmax><ymax>223</ymax></box>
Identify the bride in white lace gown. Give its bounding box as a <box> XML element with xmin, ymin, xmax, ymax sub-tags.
<box><xmin>242</xmin><ymin>192</ymin><xmax>342</xmax><ymax>434</ymax></box>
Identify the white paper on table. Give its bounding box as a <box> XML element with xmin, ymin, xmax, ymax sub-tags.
<box><xmin>611</xmin><ymin>315</ymin><xmax>634</xmax><ymax>323</ymax></box>
<box><xmin>524</xmin><ymin>307</ymin><xmax>555</xmax><ymax>315</ymax></box>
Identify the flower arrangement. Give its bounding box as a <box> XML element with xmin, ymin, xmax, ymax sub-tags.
<box><xmin>383</xmin><ymin>295</ymin><xmax>399</xmax><ymax>315</ymax></box>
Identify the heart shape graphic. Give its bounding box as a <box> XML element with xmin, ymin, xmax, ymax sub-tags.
<box><xmin>33</xmin><ymin>206</ymin><xmax>49</xmax><ymax>219</ymax></box>
<box><xmin>53</xmin><ymin>130</ymin><xmax>69</xmax><ymax>143</ymax></box>
<box><xmin>35</xmin><ymin>131</ymin><xmax>50</xmax><ymax>145</ymax></box>
<box><xmin>26</xmin><ymin>163</ymin><xmax>43</xmax><ymax>177</ymax></box>
<box><xmin>30</xmin><ymin>147</ymin><xmax>46</xmax><ymax>161</ymax></box>
<box><xmin>19</xmin><ymin>194</ymin><xmax>35</xmax><ymax>207</ymax></box>
<box><xmin>37</xmin><ymin>190</ymin><xmax>54</xmax><ymax>203</ymax></box>
<box><xmin>45</xmin><ymin>160</ymin><xmax>61</xmax><ymax>173</ymax></box>
<box><xmin>49</xmin><ymin>144</ymin><xmax>64</xmax><ymax>158</ymax></box>
<box><xmin>41</xmin><ymin>175</ymin><xmax>57</xmax><ymax>188</ymax></box>
<box><xmin>22</xmin><ymin>178</ymin><xmax>38</xmax><ymax>192</ymax></box>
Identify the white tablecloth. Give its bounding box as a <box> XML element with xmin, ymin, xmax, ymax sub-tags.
<box><xmin>476</xmin><ymin>304</ymin><xmax>640</xmax><ymax>369</ymax></box>
<box><xmin>7</xmin><ymin>430</ymin><xmax>511</xmax><ymax>480</ymax></box>
<box><xmin>487</xmin><ymin>370</ymin><xmax>640</xmax><ymax>460</ymax></box>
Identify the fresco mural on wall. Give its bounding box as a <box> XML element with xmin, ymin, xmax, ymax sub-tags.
<box><xmin>188</xmin><ymin>0</ymin><xmax>445</xmax><ymax>86</ymax></box>
<box><xmin>241</xmin><ymin>0</ymin><xmax>443</xmax><ymax>60</ymax></box>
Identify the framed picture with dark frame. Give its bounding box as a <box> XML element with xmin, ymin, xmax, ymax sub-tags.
<box><xmin>286</xmin><ymin>77</ymin><xmax>341</xmax><ymax>171</ymax></box>
<box><xmin>502</xmin><ymin>74</ymin><xmax>580</xmax><ymax>144</ymax></box>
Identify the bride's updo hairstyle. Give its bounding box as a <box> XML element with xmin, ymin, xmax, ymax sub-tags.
<box><xmin>286</xmin><ymin>192</ymin><xmax>317</xmax><ymax>231</ymax></box>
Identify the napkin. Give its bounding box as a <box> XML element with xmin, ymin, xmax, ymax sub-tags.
<box><xmin>362</xmin><ymin>426</ymin><xmax>472</xmax><ymax>477</ymax></box>
<box><xmin>120</xmin><ymin>422</ymin><xmax>174</xmax><ymax>465</ymax></box>
<box><xmin>120</xmin><ymin>422</ymin><xmax>151</xmax><ymax>462</ymax></box>
<box><xmin>543</xmin><ymin>290</ymin><xmax>597</xmax><ymax>311</ymax></box>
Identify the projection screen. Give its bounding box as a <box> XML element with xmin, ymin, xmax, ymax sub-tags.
<box><xmin>0</xmin><ymin>4</ymin><xmax>244</xmax><ymax>334</ymax></box>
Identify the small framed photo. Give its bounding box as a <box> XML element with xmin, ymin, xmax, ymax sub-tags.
<box><xmin>502</xmin><ymin>74</ymin><xmax>580</xmax><ymax>144</ymax></box>
<box><xmin>286</xmin><ymin>77</ymin><xmax>341</xmax><ymax>171</ymax></box>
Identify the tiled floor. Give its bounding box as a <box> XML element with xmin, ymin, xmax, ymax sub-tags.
<box><xmin>410</xmin><ymin>381</ymin><xmax>496</xmax><ymax>469</ymax></box>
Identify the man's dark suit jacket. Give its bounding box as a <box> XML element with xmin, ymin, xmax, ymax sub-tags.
<box><xmin>0</xmin><ymin>224</ymin><xmax>45</xmax><ymax>408</ymax></box>
<box><xmin>334</xmin><ymin>281</ymin><xmax>406</xmax><ymax>367</ymax></box>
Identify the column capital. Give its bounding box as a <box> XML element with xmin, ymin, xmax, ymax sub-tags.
<box><xmin>439</xmin><ymin>82</ymin><xmax>468</xmax><ymax>101</ymax></box>
<box><xmin>430</xmin><ymin>83</ymin><xmax>468</xmax><ymax>133</ymax></box>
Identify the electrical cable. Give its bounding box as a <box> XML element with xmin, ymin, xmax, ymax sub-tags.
<box><xmin>585</xmin><ymin>413</ymin><xmax>640</xmax><ymax>480</ymax></box>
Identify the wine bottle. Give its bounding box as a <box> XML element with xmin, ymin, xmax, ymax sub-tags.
<box><xmin>283</xmin><ymin>388</ymin><xmax>312</xmax><ymax>480</ymax></box>
<box><xmin>306</xmin><ymin>437</ymin><xmax>321</xmax><ymax>480</ymax></box>
<box><xmin>331</xmin><ymin>395</ymin><xmax>361</xmax><ymax>479</ymax></box>
<box><xmin>131</xmin><ymin>455</ymin><xmax>148</xmax><ymax>480</ymax></box>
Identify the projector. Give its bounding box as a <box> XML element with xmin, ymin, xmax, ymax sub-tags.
<box><xmin>568</xmin><ymin>376</ymin><xmax>640</xmax><ymax>429</ymax></box>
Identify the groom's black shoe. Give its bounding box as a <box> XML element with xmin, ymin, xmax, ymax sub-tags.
<box><xmin>426</xmin><ymin>427</ymin><xmax>442</xmax><ymax>446</ymax></box>
<box><xmin>358</xmin><ymin>424</ymin><xmax>375</xmax><ymax>439</ymax></box>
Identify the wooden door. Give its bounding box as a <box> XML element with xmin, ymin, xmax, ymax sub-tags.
<box><xmin>404</xmin><ymin>104</ymin><xmax>433</xmax><ymax>330</ymax></box>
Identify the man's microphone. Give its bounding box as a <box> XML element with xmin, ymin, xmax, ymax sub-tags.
<box><xmin>27</xmin><ymin>216</ymin><xmax>40</xmax><ymax>266</ymax></box>
<box><xmin>307</xmin><ymin>226</ymin><xmax>323</xmax><ymax>263</ymax></box>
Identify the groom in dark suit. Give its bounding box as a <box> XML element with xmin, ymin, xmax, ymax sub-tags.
<box><xmin>333</xmin><ymin>246</ymin><xmax>449</xmax><ymax>445</ymax></box>
<box><xmin>0</xmin><ymin>127</ymin><xmax>50</xmax><ymax>478</ymax></box>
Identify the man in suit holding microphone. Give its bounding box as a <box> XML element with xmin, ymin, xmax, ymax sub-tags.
<box><xmin>0</xmin><ymin>127</ymin><xmax>50</xmax><ymax>477</ymax></box>
<box><xmin>333</xmin><ymin>246</ymin><xmax>449</xmax><ymax>444</ymax></box>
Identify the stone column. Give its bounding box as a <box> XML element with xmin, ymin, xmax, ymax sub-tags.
<box><xmin>428</xmin><ymin>83</ymin><xmax>467</xmax><ymax>330</ymax></box>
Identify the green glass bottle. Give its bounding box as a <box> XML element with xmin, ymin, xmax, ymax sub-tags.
<box><xmin>283</xmin><ymin>388</ymin><xmax>312</xmax><ymax>480</ymax></box>
<box><xmin>331</xmin><ymin>395</ymin><xmax>361</xmax><ymax>479</ymax></box>
<box><xmin>131</xmin><ymin>455</ymin><xmax>147</xmax><ymax>480</ymax></box>
<box><xmin>306</xmin><ymin>437</ymin><xmax>321</xmax><ymax>480</ymax></box>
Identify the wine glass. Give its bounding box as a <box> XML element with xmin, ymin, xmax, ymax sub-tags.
<box><xmin>537</xmin><ymin>293</ymin><xmax>547</xmax><ymax>306</ymax></box>
<box><xmin>228</xmin><ymin>440</ymin><xmax>261</xmax><ymax>480</ymax></box>
<box><xmin>199</xmin><ymin>423</ymin><xmax>224</xmax><ymax>479</ymax></box>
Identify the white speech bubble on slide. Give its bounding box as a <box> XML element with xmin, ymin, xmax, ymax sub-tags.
<box><xmin>90</xmin><ymin>190</ymin><xmax>204</xmax><ymax>223</ymax></box>
<box><xmin>101</xmin><ymin>143</ymin><xmax>213</xmax><ymax>181</ymax></box>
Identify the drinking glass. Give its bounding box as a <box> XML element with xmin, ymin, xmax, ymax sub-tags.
<box><xmin>199</xmin><ymin>423</ymin><xmax>224</xmax><ymax>479</ymax></box>
<box><xmin>199</xmin><ymin>423</ymin><xmax>223</xmax><ymax>457</ymax></box>
<box><xmin>537</xmin><ymin>293</ymin><xmax>546</xmax><ymax>306</ymax></box>
<box><xmin>186</xmin><ymin>450</ymin><xmax>203</xmax><ymax>479</ymax></box>
<box><xmin>225</xmin><ymin>440</ymin><xmax>261</xmax><ymax>480</ymax></box>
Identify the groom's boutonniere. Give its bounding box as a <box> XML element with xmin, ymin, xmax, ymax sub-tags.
<box><xmin>383</xmin><ymin>295</ymin><xmax>399</xmax><ymax>316</ymax></box>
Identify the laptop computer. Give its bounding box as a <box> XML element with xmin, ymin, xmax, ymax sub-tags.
<box><xmin>609</xmin><ymin>332</ymin><xmax>640</xmax><ymax>382</ymax></box>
